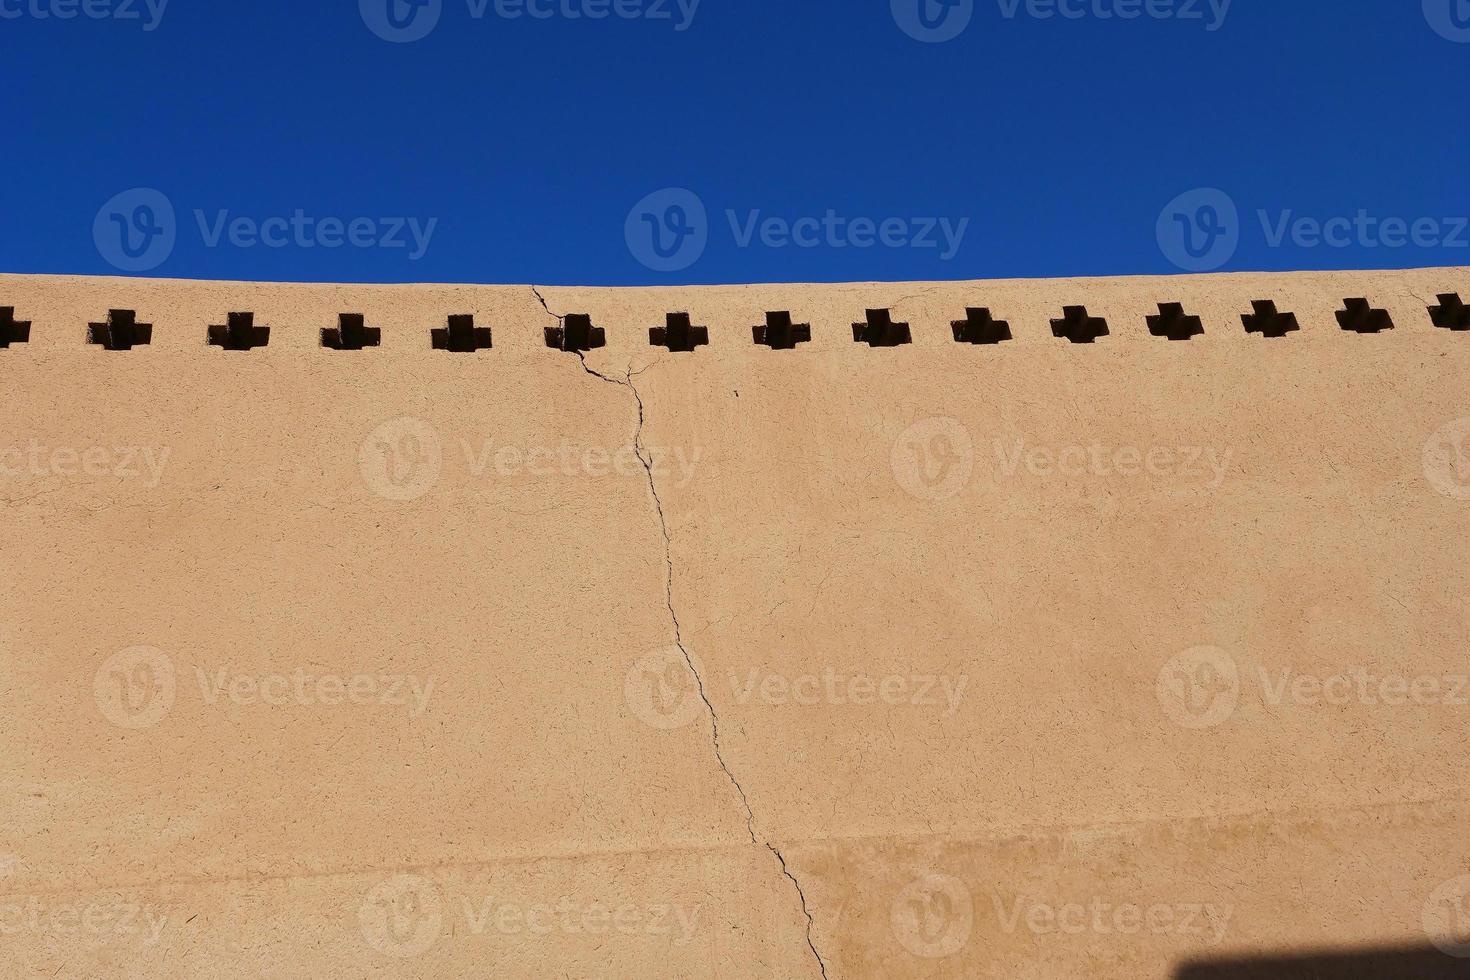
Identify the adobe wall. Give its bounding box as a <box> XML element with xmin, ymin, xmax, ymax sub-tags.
<box><xmin>2</xmin><ymin>267</ymin><xmax>1468</xmax><ymax>977</ymax></box>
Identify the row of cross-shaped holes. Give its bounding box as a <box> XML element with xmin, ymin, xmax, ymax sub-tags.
<box><xmin>2</xmin><ymin>296</ymin><xmax>1469</xmax><ymax>352</ymax></box>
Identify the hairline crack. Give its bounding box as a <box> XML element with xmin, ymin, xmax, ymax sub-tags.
<box><xmin>528</xmin><ymin>285</ymin><xmax>830</xmax><ymax>980</ymax></box>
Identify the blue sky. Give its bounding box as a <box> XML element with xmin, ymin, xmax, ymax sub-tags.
<box><xmin>3</xmin><ymin>0</ymin><xmax>1467</xmax><ymax>284</ymax></box>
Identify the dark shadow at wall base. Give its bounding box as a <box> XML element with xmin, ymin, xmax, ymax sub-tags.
<box><xmin>1175</xmin><ymin>945</ymin><xmax>1470</xmax><ymax>980</ymax></box>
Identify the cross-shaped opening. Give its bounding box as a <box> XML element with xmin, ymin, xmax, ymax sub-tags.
<box><xmin>88</xmin><ymin>309</ymin><xmax>152</xmax><ymax>351</ymax></box>
<box><xmin>1051</xmin><ymin>306</ymin><xmax>1108</xmax><ymax>344</ymax></box>
<box><xmin>1242</xmin><ymin>300</ymin><xmax>1299</xmax><ymax>338</ymax></box>
<box><xmin>1337</xmin><ymin>298</ymin><xmax>1393</xmax><ymax>334</ymax></box>
<box><xmin>323</xmin><ymin>313</ymin><xmax>381</xmax><ymax>350</ymax></box>
<box><xmin>0</xmin><ymin>307</ymin><xmax>31</xmax><ymax>349</ymax></box>
<box><xmin>952</xmin><ymin>308</ymin><xmax>1011</xmax><ymax>345</ymax></box>
<box><xmin>753</xmin><ymin>311</ymin><xmax>811</xmax><ymax>350</ymax></box>
<box><xmin>650</xmin><ymin>313</ymin><xmax>708</xmax><ymax>352</ymax></box>
<box><xmin>852</xmin><ymin>309</ymin><xmax>911</xmax><ymax>347</ymax></box>
<box><xmin>432</xmin><ymin>314</ymin><xmax>492</xmax><ymax>352</ymax></box>
<box><xmin>546</xmin><ymin>313</ymin><xmax>605</xmax><ymax>353</ymax></box>
<box><xmin>1429</xmin><ymin>293</ymin><xmax>1470</xmax><ymax>331</ymax></box>
<box><xmin>208</xmin><ymin>312</ymin><xmax>270</xmax><ymax>351</ymax></box>
<box><xmin>1147</xmin><ymin>303</ymin><xmax>1204</xmax><ymax>341</ymax></box>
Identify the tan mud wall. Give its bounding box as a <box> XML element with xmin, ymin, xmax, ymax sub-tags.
<box><xmin>1</xmin><ymin>268</ymin><xmax>1468</xmax><ymax>977</ymax></box>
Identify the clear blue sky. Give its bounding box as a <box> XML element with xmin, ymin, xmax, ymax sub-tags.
<box><xmin>4</xmin><ymin>0</ymin><xmax>1468</xmax><ymax>284</ymax></box>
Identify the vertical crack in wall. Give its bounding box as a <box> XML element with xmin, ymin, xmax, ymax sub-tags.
<box><xmin>530</xmin><ymin>287</ymin><xmax>830</xmax><ymax>980</ymax></box>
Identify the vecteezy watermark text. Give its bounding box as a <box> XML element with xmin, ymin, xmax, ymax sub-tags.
<box><xmin>891</xmin><ymin>419</ymin><xmax>1234</xmax><ymax>503</ymax></box>
<box><xmin>994</xmin><ymin>438</ymin><xmax>1231</xmax><ymax>488</ymax></box>
<box><xmin>1</xmin><ymin>442</ymin><xmax>171</xmax><ymax>488</ymax></box>
<box><xmin>625</xmin><ymin>188</ymin><xmax>970</xmax><ymax>272</ymax></box>
<box><xmin>194</xmin><ymin>667</ymin><xmax>435</xmax><ymax>718</ymax></box>
<box><xmin>93</xmin><ymin>646</ymin><xmax>437</xmax><ymax>730</ymax></box>
<box><xmin>728</xmin><ymin>668</ymin><xmax>969</xmax><ymax>716</ymax></box>
<box><xmin>892</xmin><ymin>0</ymin><xmax>1229</xmax><ymax>43</ymax></box>
<box><xmin>1158</xmin><ymin>188</ymin><xmax>1470</xmax><ymax>272</ymax></box>
<box><xmin>1157</xmin><ymin>647</ymin><xmax>1470</xmax><ymax>730</ymax></box>
<box><xmin>991</xmin><ymin>894</ymin><xmax>1232</xmax><ymax>943</ymax></box>
<box><xmin>624</xmin><ymin>648</ymin><xmax>970</xmax><ymax>730</ymax></box>
<box><xmin>0</xmin><ymin>895</ymin><xmax>169</xmax><ymax>946</ymax></box>
<box><xmin>995</xmin><ymin>0</ymin><xmax>1230</xmax><ymax>29</ymax></box>
<box><xmin>889</xmin><ymin>873</ymin><xmax>1232</xmax><ymax>960</ymax></box>
<box><xmin>358</xmin><ymin>417</ymin><xmax>703</xmax><ymax>504</ymax></box>
<box><xmin>94</xmin><ymin>188</ymin><xmax>438</xmax><ymax>273</ymax></box>
<box><xmin>195</xmin><ymin>211</ymin><xmax>436</xmax><ymax>260</ymax></box>
<box><xmin>359</xmin><ymin>0</ymin><xmax>700</xmax><ymax>43</ymax></box>
<box><xmin>359</xmin><ymin>875</ymin><xmax>701</xmax><ymax>958</ymax></box>
<box><xmin>0</xmin><ymin>0</ymin><xmax>168</xmax><ymax>30</ymax></box>
<box><xmin>461</xmin><ymin>439</ymin><xmax>701</xmax><ymax>486</ymax></box>
<box><xmin>727</xmin><ymin>211</ymin><xmax>969</xmax><ymax>262</ymax></box>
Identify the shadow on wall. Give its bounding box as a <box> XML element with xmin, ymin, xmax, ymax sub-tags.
<box><xmin>1175</xmin><ymin>944</ymin><xmax>1470</xmax><ymax>979</ymax></box>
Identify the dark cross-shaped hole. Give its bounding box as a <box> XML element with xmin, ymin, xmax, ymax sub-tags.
<box><xmin>323</xmin><ymin>313</ymin><xmax>381</xmax><ymax>350</ymax></box>
<box><xmin>546</xmin><ymin>313</ymin><xmax>605</xmax><ymax>353</ymax></box>
<box><xmin>650</xmin><ymin>313</ymin><xmax>708</xmax><ymax>352</ymax></box>
<box><xmin>208</xmin><ymin>312</ymin><xmax>270</xmax><ymax>351</ymax></box>
<box><xmin>852</xmin><ymin>309</ymin><xmax>911</xmax><ymax>347</ymax></box>
<box><xmin>0</xmin><ymin>307</ymin><xmax>31</xmax><ymax>349</ymax></box>
<box><xmin>1242</xmin><ymin>300</ymin><xmax>1299</xmax><ymax>338</ymax></box>
<box><xmin>1337</xmin><ymin>298</ymin><xmax>1393</xmax><ymax>334</ymax></box>
<box><xmin>952</xmin><ymin>308</ymin><xmax>1011</xmax><ymax>345</ymax></box>
<box><xmin>1429</xmin><ymin>293</ymin><xmax>1470</xmax><ymax>331</ymax></box>
<box><xmin>1051</xmin><ymin>306</ymin><xmax>1108</xmax><ymax>344</ymax></box>
<box><xmin>88</xmin><ymin>309</ymin><xmax>152</xmax><ymax>351</ymax></box>
<box><xmin>1147</xmin><ymin>303</ymin><xmax>1205</xmax><ymax>341</ymax></box>
<box><xmin>432</xmin><ymin>315</ymin><xmax>492</xmax><ymax>352</ymax></box>
<box><xmin>753</xmin><ymin>311</ymin><xmax>811</xmax><ymax>350</ymax></box>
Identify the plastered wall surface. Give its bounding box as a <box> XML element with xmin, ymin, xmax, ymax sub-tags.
<box><xmin>1</xmin><ymin>268</ymin><xmax>1468</xmax><ymax>978</ymax></box>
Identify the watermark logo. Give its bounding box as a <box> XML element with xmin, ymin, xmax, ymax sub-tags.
<box><xmin>994</xmin><ymin>439</ymin><xmax>1232</xmax><ymax>489</ymax></box>
<box><xmin>94</xmin><ymin>646</ymin><xmax>176</xmax><ymax>730</ymax></box>
<box><xmin>461</xmin><ymin>439</ymin><xmax>699</xmax><ymax>486</ymax></box>
<box><xmin>1158</xmin><ymin>651</ymin><xmax>1465</xmax><ymax>727</ymax></box>
<box><xmin>625</xmin><ymin>188</ymin><xmax>708</xmax><ymax>273</ymax></box>
<box><xmin>360</xmin><ymin>0</ymin><xmax>443</xmax><ymax>42</ymax></box>
<box><xmin>460</xmin><ymin>896</ymin><xmax>700</xmax><ymax>943</ymax></box>
<box><xmin>193</xmin><ymin>668</ymin><xmax>435</xmax><ymax>717</ymax></box>
<box><xmin>0</xmin><ymin>895</ymin><xmax>170</xmax><ymax>945</ymax></box>
<box><xmin>1160</xmin><ymin>188</ymin><xmax>1470</xmax><ymax>269</ymax></box>
<box><xmin>193</xmin><ymin>210</ymin><xmax>436</xmax><ymax>259</ymax></box>
<box><xmin>892</xmin><ymin>873</ymin><xmax>973</xmax><ymax>959</ymax></box>
<box><xmin>990</xmin><ymin>894</ymin><xmax>1232</xmax><ymax>942</ymax></box>
<box><xmin>94</xmin><ymin>188</ymin><xmax>176</xmax><ymax>273</ymax></box>
<box><xmin>1424</xmin><ymin>875</ymin><xmax>1470</xmax><ymax>957</ymax></box>
<box><xmin>626</xmin><ymin>189</ymin><xmax>970</xmax><ymax>271</ymax></box>
<box><xmin>360</xmin><ymin>417</ymin><xmax>443</xmax><ymax>502</ymax></box>
<box><xmin>1424</xmin><ymin>0</ymin><xmax>1470</xmax><ymax>42</ymax></box>
<box><xmin>1</xmin><ymin>442</ymin><xmax>172</xmax><ymax>487</ymax></box>
<box><xmin>727</xmin><ymin>210</ymin><xmax>969</xmax><ymax>261</ymax></box>
<box><xmin>362</xmin><ymin>0</ymin><xmax>698</xmax><ymax>39</ymax></box>
<box><xmin>1258</xmin><ymin>210</ymin><xmax>1468</xmax><ymax>250</ymax></box>
<box><xmin>1156</xmin><ymin>646</ymin><xmax>1239</xmax><ymax>730</ymax></box>
<box><xmin>361</xmin><ymin>875</ymin><xmax>443</xmax><ymax>958</ymax></box>
<box><xmin>728</xmin><ymin>669</ymin><xmax>968</xmax><ymax>716</ymax></box>
<box><xmin>1424</xmin><ymin>418</ymin><xmax>1470</xmax><ymax>501</ymax></box>
<box><xmin>892</xmin><ymin>418</ymin><xmax>975</xmax><ymax>502</ymax></box>
<box><xmin>1157</xmin><ymin>188</ymin><xmax>1239</xmax><ymax>272</ymax></box>
<box><xmin>94</xmin><ymin>191</ymin><xmax>437</xmax><ymax>272</ymax></box>
<box><xmin>0</xmin><ymin>0</ymin><xmax>169</xmax><ymax>30</ymax></box>
<box><xmin>360</xmin><ymin>881</ymin><xmax>700</xmax><ymax>951</ymax></box>
<box><xmin>892</xmin><ymin>0</ymin><xmax>974</xmax><ymax>42</ymax></box>
<box><xmin>997</xmin><ymin>0</ymin><xmax>1230</xmax><ymax>29</ymax></box>
<box><xmin>624</xmin><ymin>647</ymin><xmax>705</xmax><ymax>730</ymax></box>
